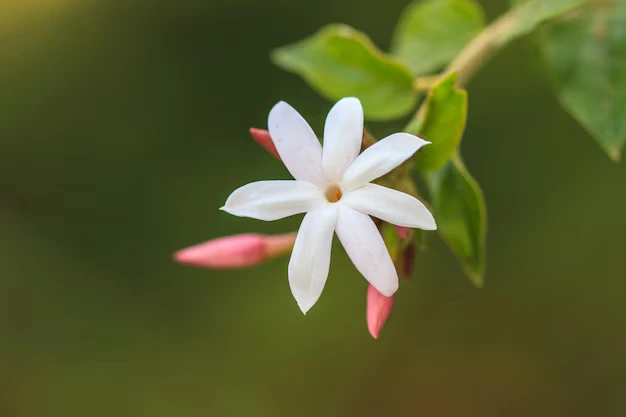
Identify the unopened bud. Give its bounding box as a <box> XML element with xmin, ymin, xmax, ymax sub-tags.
<box><xmin>174</xmin><ymin>232</ymin><xmax>296</xmax><ymax>269</ymax></box>
<box><xmin>249</xmin><ymin>128</ymin><xmax>281</xmax><ymax>160</ymax></box>
<box><xmin>367</xmin><ymin>284</ymin><xmax>394</xmax><ymax>339</ymax></box>
<box><xmin>394</xmin><ymin>225</ymin><xmax>410</xmax><ymax>240</ymax></box>
<box><xmin>398</xmin><ymin>242</ymin><xmax>416</xmax><ymax>279</ymax></box>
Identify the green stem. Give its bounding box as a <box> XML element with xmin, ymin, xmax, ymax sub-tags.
<box><xmin>404</xmin><ymin>11</ymin><xmax>518</xmax><ymax>134</ymax></box>
<box><xmin>444</xmin><ymin>10</ymin><xmax>518</xmax><ymax>88</ymax></box>
<box><xmin>404</xmin><ymin>0</ymin><xmax>589</xmax><ymax>134</ymax></box>
<box><xmin>413</xmin><ymin>75</ymin><xmax>440</xmax><ymax>91</ymax></box>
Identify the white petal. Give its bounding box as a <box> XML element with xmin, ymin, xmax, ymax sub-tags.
<box><xmin>288</xmin><ymin>206</ymin><xmax>338</xmax><ymax>314</ymax></box>
<box><xmin>342</xmin><ymin>184</ymin><xmax>437</xmax><ymax>230</ymax></box>
<box><xmin>335</xmin><ymin>206</ymin><xmax>398</xmax><ymax>297</ymax></box>
<box><xmin>322</xmin><ymin>97</ymin><xmax>363</xmax><ymax>182</ymax></box>
<box><xmin>341</xmin><ymin>133</ymin><xmax>430</xmax><ymax>191</ymax></box>
<box><xmin>222</xmin><ymin>180</ymin><xmax>325</xmax><ymax>221</ymax></box>
<box><xmin>268</xmin><ymin>101</ymin><xmax>327</xmax><ymax>186</ymax></box>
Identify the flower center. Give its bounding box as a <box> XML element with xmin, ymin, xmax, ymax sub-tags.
<box><xmin>324</xmin><ymin>184</ymin><xmax>343</xmax><ymax>203</ymax></box>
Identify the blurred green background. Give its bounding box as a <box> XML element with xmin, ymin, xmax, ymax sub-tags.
<box><xmin>1</xmin><ymin>0</ymin><xmax>625</xmax><ymax>416</ymax></box>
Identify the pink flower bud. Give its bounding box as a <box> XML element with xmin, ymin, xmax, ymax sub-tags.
<box><xmin>394</xmin><ymin>225</ymin><xmax>410</xmax><ymax>240</ymax></box>
<box><xmin>367</xmin><ymin>284</ymin><xmax>394</xmax><ymax>339</ymax></box>
<box><xmin>174</xmin><ymin>232</ymin><xmax>296</xmax><ymax>269</ymax></box>
<box><xmin>398</xmin><ymin>242</ymin><xmax>416</xmax><ymax>280</ymax></box>
<box><xmin>250</xmin><ymin>128</ymin><xmax>281</xmax><ymax>160</ymax></box>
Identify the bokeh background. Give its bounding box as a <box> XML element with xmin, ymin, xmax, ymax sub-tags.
<box><xmin>1</xmin><ymin>0</ymin><xmax>625</xmax><ymax>416</ymax></box>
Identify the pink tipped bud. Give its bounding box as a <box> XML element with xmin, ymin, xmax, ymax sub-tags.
<box><xmin>250</xmin><ymin>128</ymin><xmax>281</xmax><ymax>160</ymax></box>
<box><xmin>367</xmin><ymin>284</ymin><xmax>394</xmax><ymax>339</ymax></box>
<box><xmin>262</xmin><ymin>233</ymin><xmax>298</xmax><ymax>258</ymax></box>
<box><xmin>398</xmin><ymin>242</ymin><xmax>416</xmax><ymax>280</ymax></box>
<box><xmin>174</xmin><ymin>232</ymin><xmax>296</xmax><ymax>269</ymax></box>
<box><xmin>394</xmin><ymin>225</ymin><xmax>410</xmax><ymax>240</ymax></box>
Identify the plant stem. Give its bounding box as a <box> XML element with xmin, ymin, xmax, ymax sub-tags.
<box><xmin>414</xmin><ymin>75</ymin><xmax>440</xmax><ymax>91</ymax></box>
<box><xmin>406</xmin><ymin>10</ymin><xmax>519</xmax><ymax>128</ymax></box>
<box><xmin>405</xmin><ymin>0</ymin><xmax>589</xmax><ymax>130</ymax></box>
<box><xmin>445</xmin><ymin>9</ymin><xmax>518</xmax><ymax>89</ymax></box>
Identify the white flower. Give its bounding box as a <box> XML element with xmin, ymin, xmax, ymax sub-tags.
<box><xmin>222</xmin><ymin>98</ymin><xmax>437</xmax><ymax>313</ymax></box>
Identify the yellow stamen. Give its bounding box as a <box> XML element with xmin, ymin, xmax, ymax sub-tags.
<box><xmin>324</xmin><ymin>184</ymin><xmax>342</xmax><ymax>203</ymax></box>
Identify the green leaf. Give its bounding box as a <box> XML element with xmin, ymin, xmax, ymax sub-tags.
<box><xmin>414</xmin><ymin>72</ymin><xmax>467</xmax><ymax>172</ymax></box>
<box><xmin>427</xmin><ymin>155</ymin><xmax>486</xmax><ymax>287</ymax></box>
<box><xmin>272</xmin><ymin>24</ymin><xmax>418</xmax><ymax>121</ymax></box>
<box><xmin>537</xmin><ymin>1</ymin><xmax>626</xmax><ymax>160</ymax></box>
<box><xmin>502</xmin><ymin>0</ymin><xmax>587</xmax><ymax>45</ymax></box>
<box><xmin>391</xmin><ymin>0</ymin><xmax>486</xmax><ymax>75</ymax></box>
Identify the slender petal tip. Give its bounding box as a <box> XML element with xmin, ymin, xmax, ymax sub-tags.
<box><xmin>297</xmin><ymin>300</ymin><xmax>312</xmax><ymax>315</ymax></box>
<box><xmin>336</xmin><ymin>206</ymin><xmax>399</xmax><ymax>297</ymax></box>
<box><xmin>341</xmin><ymin>133</ymin><xmax>432</xmax><ymax>191</ymax></box>
<box><xmin>367</xmin><ymin>284</ymin><xmax>394</xmax><ymax>339</ymax></box>
<box><xmin>218</xmin><ymin>205</ymin><xmax>236</xmax><ymax>216</ymax></box>
<box><xmin>267</xmin><ymin>100</ymin><xmax>327</xmax><ymax>186</ymax></box>
<box><xmin>322</xmin><ymin>97</ymin><xmax>363</xmax><ymax>181</ymax></box>
<box><xmin>221</xmin><ymin>180</ymin><xmax>325</xmax><ymax>221</ymax></box>
<box><xmin>288</xmin><ymin>207</ymin><xmax>337</xmax><ymax>315</ymax></box>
